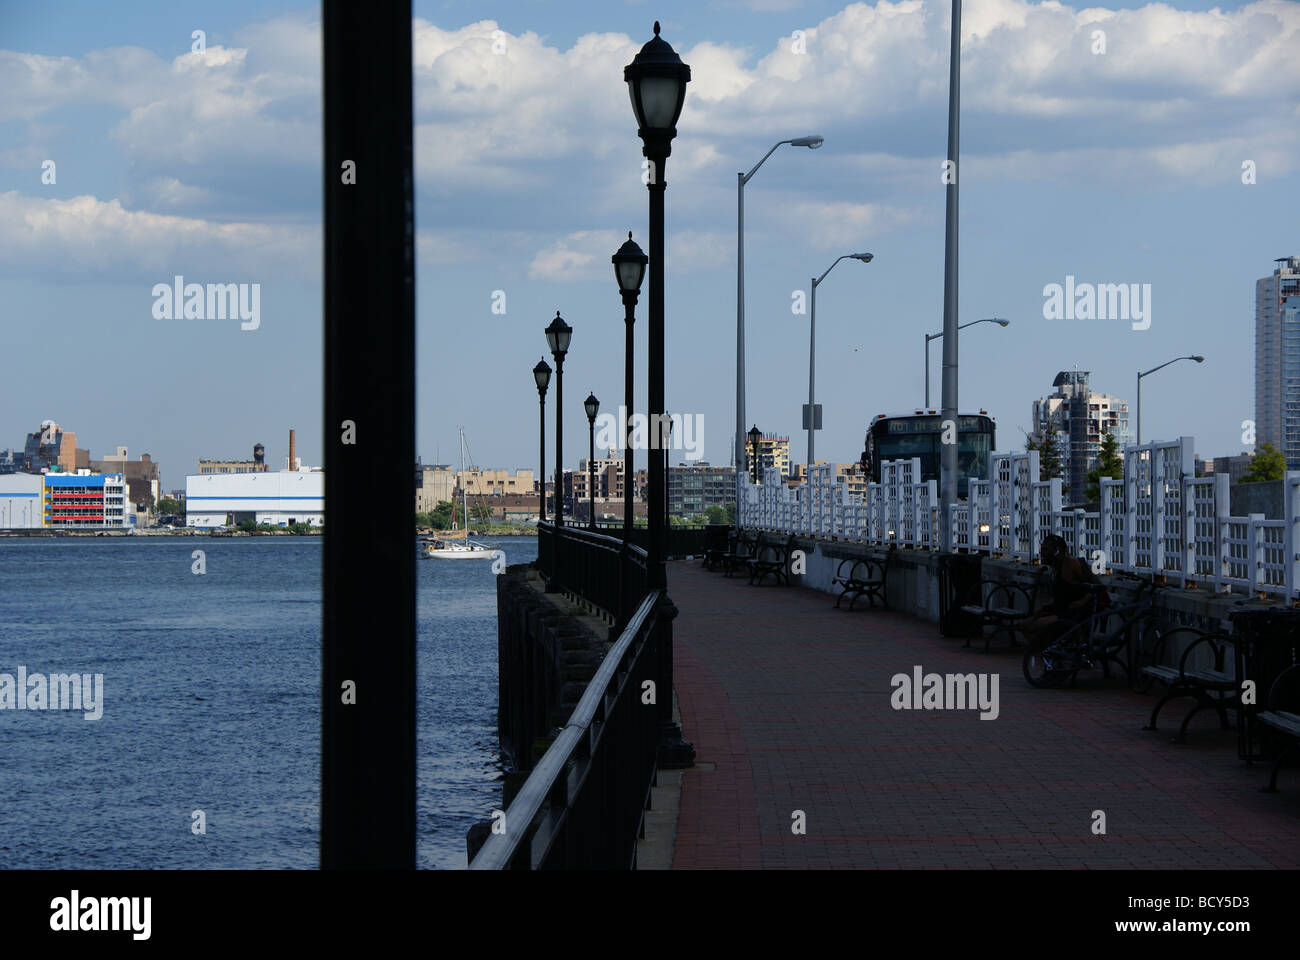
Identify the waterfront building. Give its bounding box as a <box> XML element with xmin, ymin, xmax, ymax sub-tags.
<box><xmin>1031</xmin><ymin>370</ymin><xmax>1131</xmax><ymax>502</ymax></box>
<box><xmin>457</xmin><ymin>467</ymin><xmax>536</xmax><ymax>498</ymax></box>
<box><xmin>185</xmin><ymin>469</ymin><xmax>324</xmax><ymax>528</ymax></box>
<box><xmin>21</xmin><ymin>420</ymin><xmax>79</xmax><ymax>473</ymax></box>
<box><xmin>668</xmin><ymin>462</ymin><xmax>735</xmax><ymax>517</ymax></box>
<box><xmin>91</xmin><ymin>446</ymin><xmax>161</xmax><ymax>511</ymax></box>
<box><xmin>43</xmin><ymin>471</ymin><xmax>128</xmax><ymax>528</ymax></box>
<box><xmin>745</xmin><ymin>433</ymin><xmax>791</xmax><ymax>479</ymax></box>
<box><xmin>416</xmin><ymin>463</ymin><xmax>456</xmax><ymax>513</ymax></box>
<box><xmin>0</xmin><ymin>473</ymin><xmax>44</xmax><ymax>528</ymax></box>
<box><xmin>1212</xmin><ymin>452</ymin><xmax>1256</xmax><ymax>484</ymax></box>
<box><xmin>1256</xmin><ymin>255</ymin><xmax>1300</xmax><ymax>468</ymax></box>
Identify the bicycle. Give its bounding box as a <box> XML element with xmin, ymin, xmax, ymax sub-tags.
<box><xmin>1023</xmin><ymin>571</ymin><xmax>1163</xmax><ymax>689</ymax></box>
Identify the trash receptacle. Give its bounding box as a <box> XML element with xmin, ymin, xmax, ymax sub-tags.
<box><xmin>1229</xmin><ymin>609</ymin><xmax>1300</xmax><ymax>760</ymax></box>
<box><xmin>938</xmin><ymin>553</ymin><xmax>984</xmax><ymax>638</ymax></box>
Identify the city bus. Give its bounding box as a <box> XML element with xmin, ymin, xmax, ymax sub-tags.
<box><xmin>861</xmin><ymin>410</ymin><xmax>996</xmax><ymax>497</ymax></box>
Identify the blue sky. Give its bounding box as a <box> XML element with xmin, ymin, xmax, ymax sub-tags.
<box><xmin>2</xmin><ymin>0</ymin><xmax>1296</xmax><ymax>489</ymax></box>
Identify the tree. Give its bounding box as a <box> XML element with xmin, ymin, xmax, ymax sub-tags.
<box><xmin>470</xmin><ymin>503</ymin><xmax>492</xmax><ymax>524</ymax></box>
<box><xmin>1241</xmin><ymin>443</ymin><xmax>1286</xmax><ymax>483</ymax></box>
<box><xmin>1038</xmin><ymin>431</ymin><xmax>1063</xmax><ymax>482</ymax></box>
<box><xmin>703</xmin><ymin>504</ymin><xmax>728</xmax><ymax>525</ymax></box>
<box><xmin>156</xmin><ymin>497</ymin><xmax>183</xmax><ymax>517</ymax></box>
<box><xmin>429</xmin><ymin>500</ymin><xmax>465</xmax><ymax>530</ymax></box>
<box><xmin>1085</xmin><ymin>431</ymin><xmax>1123</xmax><ymax>503</ymax></box>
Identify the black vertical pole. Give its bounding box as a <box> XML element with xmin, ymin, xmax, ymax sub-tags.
<box><xmin>553</xmin><ymin>356</ymin><xmax>564</xmax><ymax>541</ymax></box>
<box><xmin>621</xmin><ymin>301</ymin><xmax>635</xmax><ymax>625</ymax></box>
<box><xmin>322</xmin><ymin>0</ymin><xmax>416</xmax><ymax>868</ymax></box>
<box><xmin>588</xmin><ymin>418</ymin><xmax>595</xmax><ymax>531</ymax></box>
<box><xmin>539</xmin><ymin>398</ymin><xmax>546</xmax><ymax>526</ymax></box>
<box><xmin>647</xmin><ymin>167</ymin><xmax>666</xmax><ymax>590</ymax></box>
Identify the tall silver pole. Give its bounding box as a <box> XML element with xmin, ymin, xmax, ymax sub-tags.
<box><xmin>938</xmin><ymin>0</ymin><xmax>961</xmax><ymax>549</ymax></box>
<box><xmin>808</xmin><ymin>276</ymin><xmax>816</xmax><ymax>469</ymax></box>
<box><xmin>1136</xmin><ymin>372</ymin><xmax>1142</xmax><ymax>445</ymax></box>
<box><xmin>924</xmin><ymin>335</ymin><xmax>931</xmax><ymax>409</ymax></box>
<box><xmin>736</xmin><ymin>173</ymin><xmax>746</xmax><ymax>515</ymax></box>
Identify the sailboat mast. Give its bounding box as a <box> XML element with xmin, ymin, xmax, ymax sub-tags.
<box><xmin>460</xmin><ymin>428</ymin><xmax>467</xmax><ymax>530</ymax></box>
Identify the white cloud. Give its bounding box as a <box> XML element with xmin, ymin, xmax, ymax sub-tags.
<box><xmin>0</xmin><ymin>191</ymin><xmax>314</xmax><ymax>281</ymax></box>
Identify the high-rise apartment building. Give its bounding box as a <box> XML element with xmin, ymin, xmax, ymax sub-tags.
<box><xmin>1256</xmin><ymin>256</ymin><xmax>1300</xmax><ymax>467</ymax></box>
<box><xmin>1031</xmin><ymin>370</ymin><xmax>1131</xmax><ymax>503</ymax></box>
<box><xmin>744</xmin><ymin>433</ymin><xmax>791</xmax><ymax>480</ymax></box>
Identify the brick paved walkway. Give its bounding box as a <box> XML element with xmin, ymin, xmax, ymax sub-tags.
<box><xmin>668</xmin><ymin>560</ymin><xmax>1300</xmax><ymax>869</ymax></box>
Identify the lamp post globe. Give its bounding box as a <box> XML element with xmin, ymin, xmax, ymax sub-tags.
<box><xmin>533</xmin><ymin>358</ymin><xmax>552</xmax><ymax>396</ymax></box>
<box><xmin>624</xmin><ymin>21</ymin><xmax>691</xmax><ymax>156</ymax></box>
<box><xmin>613</xmin><ymin>232</ymin><xmax>647</xmax><ymax>298</ymax></box>
<box><xmin>545</xmin><ymin>310</ymin><xmax>572</xmax><ymax>360</ymax></box>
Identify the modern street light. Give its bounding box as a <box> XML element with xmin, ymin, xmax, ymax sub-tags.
<box><xmin>545</xmin><ymin>311</ymin><xmax>572</xmax><ymax>530</ymax></box>
<box><xmin>584</xmin><ymin>392</ymin><xmax>599</xmax><ymax>531</ymax></box>
<box><xmin>1136</xmin><ymin>355</ymin><xmax>1204</xmax><ymax>445</ymax></box>
<box><xmin>533</xmin><ymin>358</ymin><xmax>551</xmax><ymax>525</ymax></box>
<box><xmin>748</xmin><ymin>425</ymin><xmax>763</xmax><ymax>486</ymax></box>
<box><xmin>612</xmin><ymin>232</ymin><xmax>647</xmax><ymax>544</ymax></box>
<box><xmin>737</xmin><ymin>134</ymin><xmax>823</xmax><ymax>509</ymax></box>
<box><xmin>806</xmin><ymin>252</ymin><xmax>872</xmax><ymax>468</ymax></box>
<box><xmin>924</xmin><ymin>317</ymin><xmax>1009</xmax><ymax>408</ymax></box>
<box><xmin>626</xmin><ymin>20</ymin><xmax>693</xmax><ymax>768</ymax></box>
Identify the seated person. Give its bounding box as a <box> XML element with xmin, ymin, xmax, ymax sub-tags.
<box><xmin>1022</xmin><ymin>534</ymin><xmax>1109</xmax><ymax>649</ymax></box>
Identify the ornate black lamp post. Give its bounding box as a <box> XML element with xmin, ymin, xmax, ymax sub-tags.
<box><xmin>626</xmin><ymin>21</ymin><xmax>693</xmax><ymax>768</ymax></box>
<box><xmin>545</xmin><ymin>311</ymin><xmax>572</xmax><ymax>528</ymax></box>
<box><xmin>533</xmin><ymin>358</ymin><xmax>551</xmax><ymax>526</ymax></box>
<box><xmin>584</xmin><ymin>392</ymin><xmax>599</xmax><ymax>530</ymax></box>
<box><xmin>625</xmin><ymin>20</ymin><xmax>689</xmax><ymax>590</ymax></box>
<box><xmin>612</xmin><ymin>232</ymin><xmax>647</xmax><ymax>543</ymax></box>
<box><xmin>748</xmin><ymin>425</ymin><xmax>763</xmax><ymax>486</ymax></box>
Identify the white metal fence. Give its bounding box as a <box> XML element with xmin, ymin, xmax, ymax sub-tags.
<box><xmin>737</xmin><ymin>436</ymin><xmax>1300</xmax><ymax>600</ymax></box>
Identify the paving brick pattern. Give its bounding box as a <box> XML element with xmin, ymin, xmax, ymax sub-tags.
<box><xmin>668</xmin><ymin>560</ymin><xmax>1300</xmax><ymax>869</ymax></box>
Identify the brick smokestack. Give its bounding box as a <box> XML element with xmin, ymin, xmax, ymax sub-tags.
<box><xmin>289</xmin><ymin>429</ymin><xmax>295</xmax><ymax>472</ymax></box>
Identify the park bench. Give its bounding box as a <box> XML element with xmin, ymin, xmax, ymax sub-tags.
<box><xmin>1141</xmin><ymin>628</ymin><xmax>1239</xmax><ymax>743</ymax></box>
<box><xmin>1257</xmin><ymin>664</ymin><xmax>1300</xmax><ymax>793</ymax></box>
<box><xmin>720</xmin><ymin>529</ymin><xmax>758</xmax><ymax>578</ymax></box>
<box><xmin>702</xmin><ymin>525</ymin><xmax>732</xmax><ymax>571</ymax></box>
<box><xmin>831</xmin><ymin>547</ymin><xmax>893</xmax><ymax>610</ymax></box>
<box><xmin>747</xmin><ymin>533</ymin><xmax>798</xmax><ymax>587</ymax></box>
<box><xmin>959</xmin><ymin>577</ymin><xmax>1041</xmax><ymax>652</ymax></box>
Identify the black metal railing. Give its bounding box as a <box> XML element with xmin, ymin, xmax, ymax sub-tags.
<box><xmin>590</xmin><ymin>521</ymin><xmax>708</xmax><ymax>559</ymax></box>
<box><xmin>537</xmin><ymin>522</ymin><xmax>647</xmax><ymax>623</ymax></box>
<box><xmin>469</xmin><ymin>588</ymin><xmax>664</xmax><ymax>869</ymax></box>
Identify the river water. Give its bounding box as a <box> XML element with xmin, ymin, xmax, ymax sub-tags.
<box><xmin>0</xmin><ymin>534</ymin><xmax>534</xmax><ymax>869</ymax></box>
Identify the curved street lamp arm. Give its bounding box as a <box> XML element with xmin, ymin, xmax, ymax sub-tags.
<box><xmin>1139</xmin><ymin>355</ymin><xmax>1200</xmax><ymax>379</ymax></box>
<box><xmin>815</xmin><ymin>254</ymin><xmax>851</xmax><ymax>288</ymax></box>
<box><xmin>742</xmin><ymin>140</ymin><xmax>792</xmax><ymax>184</ymax></box>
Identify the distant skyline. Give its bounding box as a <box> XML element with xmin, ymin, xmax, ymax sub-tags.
<box><xmin>2</xmin><ymin>0</ymin><xmax>1296</xmax><ymax>486</ymax></box>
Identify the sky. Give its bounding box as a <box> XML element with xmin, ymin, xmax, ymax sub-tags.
<box><xmin>2</xmin><ymin>0</ymin><xmax>1297</xmax><ymax>490</ymax></box>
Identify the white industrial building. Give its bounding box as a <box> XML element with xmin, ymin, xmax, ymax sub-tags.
<box><xmin>0</xmin><ymin>473</ymin><xmax>44</xmax><ymax>529</ymax></box>
<box><xmin>185</xmin><ymin>470</ymin><xmax>324</xmax><ymax>528</ymax></box>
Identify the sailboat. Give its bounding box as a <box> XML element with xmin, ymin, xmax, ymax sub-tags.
<box><xmin>422</xmin><ymin>428</ymin><xmax>495</xmax><ymax>559</ymax></box>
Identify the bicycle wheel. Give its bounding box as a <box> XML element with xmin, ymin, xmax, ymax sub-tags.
<box><xmin>1023</xmin><ymin>644</ymin><xmax>1069</xmax><ymax>688</ymax></box>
